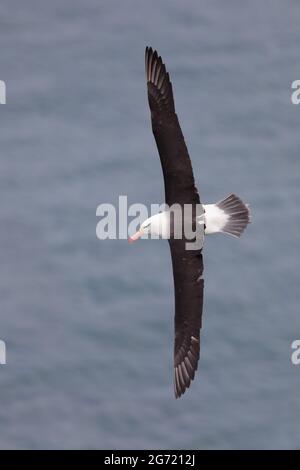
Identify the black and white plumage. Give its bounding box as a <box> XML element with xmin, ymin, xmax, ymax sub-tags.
<box><xmin>146</xmin><ymin>47</ymin><xmax>203</xmax><ymax>398</ymax></box>
<box><xmin>129</xmin><ymin>47</ymin><xmax>250</xmax><ymax>398</ymax></box>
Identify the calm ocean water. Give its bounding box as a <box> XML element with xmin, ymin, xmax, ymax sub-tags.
<box><xmin>1</xmin><ymin>0</ymin><xmax>300</xmax><ymax>449</ymax></box>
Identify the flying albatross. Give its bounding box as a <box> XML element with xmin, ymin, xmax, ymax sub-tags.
<box><xmin>129</xmin><ymin>47</ymin><xmax>251</xmax><ymax>398</ymax></box>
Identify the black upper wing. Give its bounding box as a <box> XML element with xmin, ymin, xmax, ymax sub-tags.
<box><xmin>145</xmin><ymin>47</ymin><xmax>200</xmax><ymax>207</ymax></box>
<box><xmin>170</xmin><ymin>239</ymin><xmax>204</xmax><ymax>398</ymax></box>
<box><xmin>145</xmin><ymin>47</ymin><xmax>204</xmax><ymax>398</ymax></box>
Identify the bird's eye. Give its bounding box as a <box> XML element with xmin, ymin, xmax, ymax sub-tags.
<box><xmin>143</xmin><ymin>223</ymin><xmax>151</xmax><ymax>229</ymax></box>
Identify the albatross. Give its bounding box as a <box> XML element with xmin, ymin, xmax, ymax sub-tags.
<box><xmin>129</xmin><ymin>47</ymin><xmax>251</xmax><ymax>398</ymax></box>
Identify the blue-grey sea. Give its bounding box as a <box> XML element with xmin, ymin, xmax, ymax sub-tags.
<box><xmin>1</xmin><ymin>0</ymin><xmax>300</xmax><ymax>450</ymax></box>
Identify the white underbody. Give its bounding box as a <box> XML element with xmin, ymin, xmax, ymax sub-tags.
<box><xmin>136</xmin><ymin>193</ymin><xmax>249</xmax><ymax>242</ymax></box>
<box><xmin>140</xmin><ymin>204</ymin><xmax>228</xmax><ymax>238</ymax></box>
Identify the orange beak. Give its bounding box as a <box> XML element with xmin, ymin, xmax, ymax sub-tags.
<box><xmin>128</xmin><ymin>230</ymin><xmax>143</xmax><ymax>243</ymax></box>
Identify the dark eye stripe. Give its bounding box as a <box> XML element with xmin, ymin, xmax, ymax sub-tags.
<box><xmin>143</xmin><ymin>223</ymin><xmax>151</xmax><ymax>228</ymax></box>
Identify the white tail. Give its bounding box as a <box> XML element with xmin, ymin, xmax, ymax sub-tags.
<box><xmin>203</xmin><ymin>194</ymin><xmax>251</xmax><ymax>238</ymax></box>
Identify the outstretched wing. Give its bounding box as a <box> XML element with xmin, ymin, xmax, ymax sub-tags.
<box><xmin>145</xmin><ymin>47</ymin><xmax>200</xmax><ymax>207</ymax></box>
<box><xmin>170</xmin><ymin>239</ymin><xmax>204</xmax><ymax>398</ymax></box>
<box><xmin>145</xmin><ymin>47</ymin><xmax>204</xmax><ymax>398</ymax></box>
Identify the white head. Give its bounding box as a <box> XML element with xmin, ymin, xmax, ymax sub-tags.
<box><xmin>128</xmin><ymin>211</ymin><xmax>170</xmax><ymax>243</ymax></box>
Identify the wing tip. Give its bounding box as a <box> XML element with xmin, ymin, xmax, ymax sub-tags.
<box><xmin>145</xmin><ymin>46</ymin><xmax>175</xmax><ymax>112</ymax></box>
<box><xmin>174</xmin><ymin>367</ymin><xmax>192</xmax><ymax>399</ymax></box>
<box><xmin>145</xmin><ymin>47</ymin><xmax>164</xmax><ymax>81</ymax></box>
<box><xmin>174</xmin><ymin>336</ymin><xmax>200</xmax><ymax>399</ymax></box>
